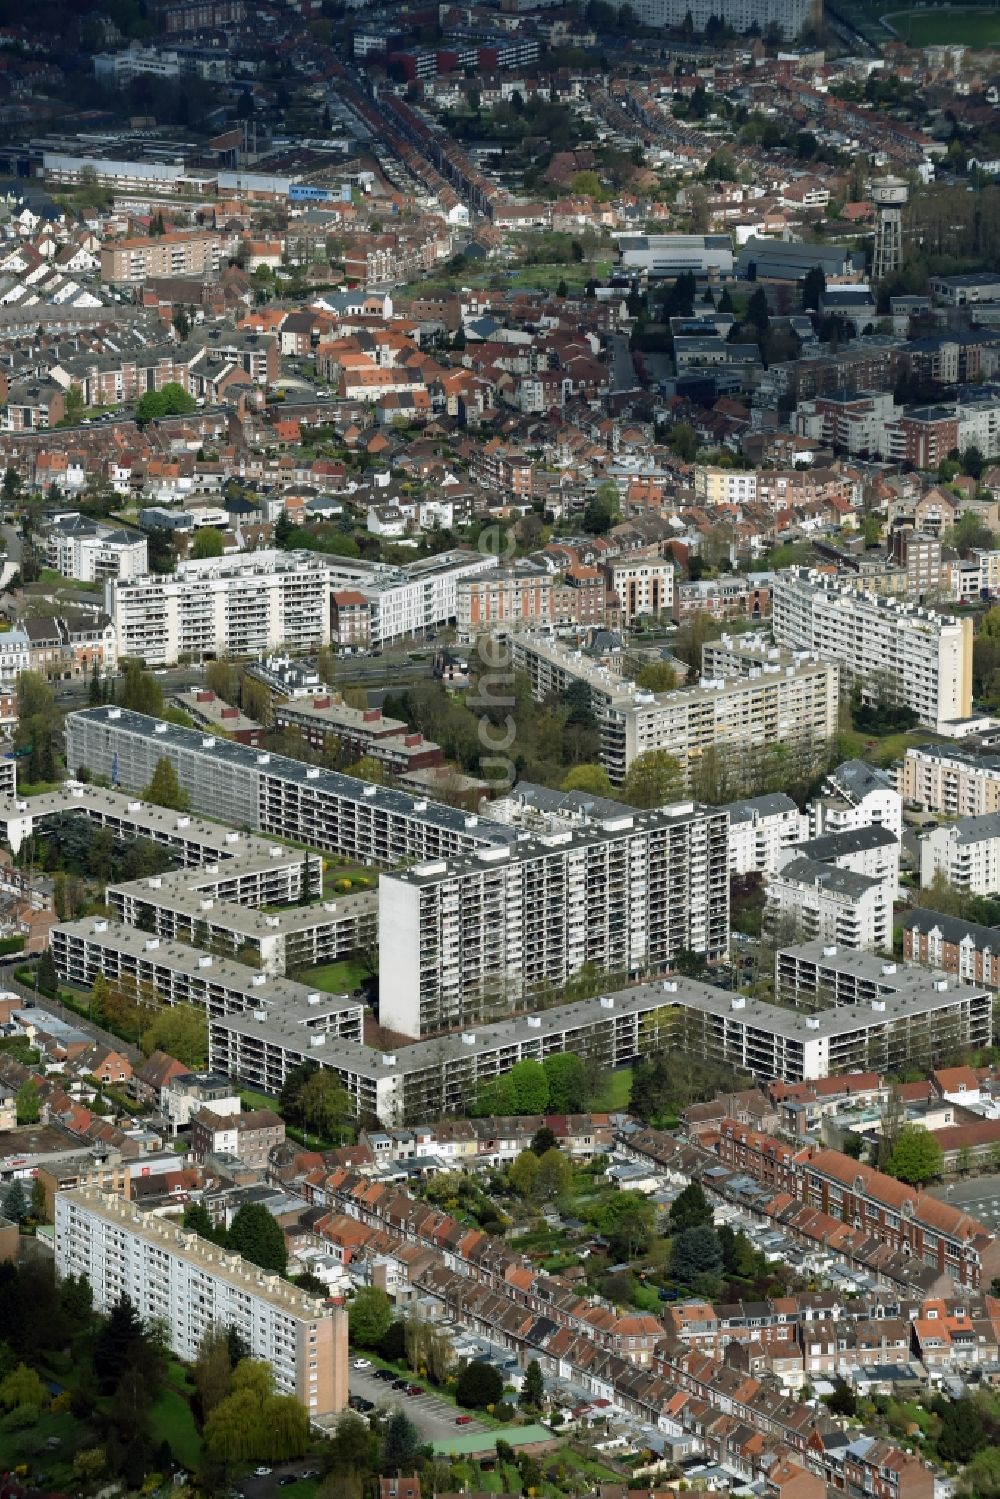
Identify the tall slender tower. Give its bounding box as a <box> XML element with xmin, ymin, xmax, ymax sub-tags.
<box><xmin>871</xmin><ymin>177</ymin><xmax>909</xmax><ymax>281</ymax></box>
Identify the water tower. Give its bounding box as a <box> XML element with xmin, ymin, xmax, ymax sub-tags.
<box><xmin>871</xmin><ymin>177</ymin><xmax>909</xmax><ymax>281</ymax></box>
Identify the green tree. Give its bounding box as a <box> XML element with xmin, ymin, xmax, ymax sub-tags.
<box><xmin>60</xmin><ymin>1272</ymin><xmax>93</xmax><ymax>1322</ymax></box>
<box><xmin>508</xmin><ymin>1149</ymin><xmax>540</xmax><ymax>1197</ymax></box>
<box><xmin>802</xmin><ymin>265</ymin><xmax>826</xmax><ymax>311</ymax></box>
<box><xmin>191</xmin><ymin>527</ymin><xmax>225</xmax><ymax>560</ymax></box>
<box><xmin>35</xmin><ymin>948</ymin><xmax>57</xmax><ymax>997</ymax></box>
<box><xmin>194</xmin><ymin>1325</ymin><xmax>233</xmax><ymax>1419</ymax></box>
<box><xmin>622</xmin><ymin>748</ymin><xmax>684</xmax><ymax>807</ymax></box>
<box><xmin>635</xmin><ymin>661</ymin><xmax>676</xmax><ymax>691</ymax></box>
<box><xmin>599</xmin><ymin>1191</ymin><xmax>655</xmax><ymax>1260</ymax></box>
<box><xmin>936</xmin><ymin>1394</ymin><xmax>986</xmax><ymax>1463</ymax></box>
<box><xmin>29</xmin><ymin>1176</ymin><xmax>46</xmax><ymax>1224</ymax></box>
<box><xmin>0</xmin><ymin>1362</ymin><xmax>46</xmax><ymax>1412</ymax></box>
<box><xmin>885</xmin><ymin>1125</ymin><xmax>943</xmax><ymax>1186</ymax></box>
<box><xmin>143</xmin><ymin>756</ymin><xmax>189</xmax><ymax>812</ymax></box>
<box><xmin>561</xmin><ymin>764</ymin><xmax>613</xmax><ymax>797</ymax></box>
<box><xmin>228</xmin><ymin>1202</ymin><xmax>287</xmax><ymax>1275</ymax></box>
<box><xmin>671</xmin><ymin>1224</ymin><xmax>723</xmax><ymax>1284</ymax></box>
<box><xmin>533</xmin><ymin>1146</ymin><xmax>572</xmax><ymax>1203</ymax></box>
<box><xmin>141</xmin><ymin>1005</ymin><xmax>207</xmax><ymax>1068</ymax></box>
<box><xmin>296</xmin><ymin>1069</ymin><xmax>352</xmax><ymax>1139</ymax></box>
<box><xmin>94</xmin><ymin>1294</ymin><xmax>145</xmax><ymax>1394</ymax></box>
<box><xmin>669</xmin><ymin>1181</ymin><xmax>713</xmax><ymax>1234</ymax></box>
<box><xmin>183</xmin><ymin>1201</ymin><xmax>218</xmax><ymax>1241</ymax></box>
<box><xmin>383</xmin><ymin>1410</ymin><xmax>420</xmax><ymax>1472</ymax></box>
<box><xmin>1</xmin><ymin>1181</ymin><xmax>28</xmax><ymax>1224</ymax></box>
<box><xmin>347</xmin><ymin>1285</ymin><xmax>393</xmax><ymax>1349</ymax></box>
<box><xmin>509</xmin><ymin>1058</ymin><xmax>549</xmax><ymax>1114</ymax></box>
<box><xmin>15</xmin><ymin>1081</ymin><xmax>39</xmax><ymax>1125</ymax></box>
<box><xmin>583</xmin><ymin>481</ymin><xmax>619</xmax><ymax>535</ymax></box>
<box><xmin>118</xmin><ymin>661</ymin><xmax>164</xmax><ymax>716</ymax></box>
<box><xmin>961</xmin><ymin>1447</ymin><xmax>1000</xmax><ymax>1497</ymax></box>
<box><xmin>542</xmin><ymin>1053</ymin><xmax>585</xmax><ymax>1111</ymax></box>
<box><xmin>456</xmin><ymin>1359</ymin><xmax>503</xmax><ymax>1409</ymax></box>
<box><xmin>520</xmin><ymin>1358</ymin><xmax>545</xmax><ymax>1410</ymax></box>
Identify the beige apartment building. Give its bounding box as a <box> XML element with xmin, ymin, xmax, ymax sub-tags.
<box><xmin>56</xmin><ymin>1187</ymin><xmax>348</xmax><ymax>1417</ymax></box>
<box><xmin>100</xmin><ymin>231</ymin><xmax>224</xmax><ymax>285</ymax></box>
<box><xmin>901</xmin><ymin>744</ymin><xmax>1000</xmax><ymax>816</ymax></box>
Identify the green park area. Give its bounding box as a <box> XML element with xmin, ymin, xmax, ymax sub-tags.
<box><xmin>884</xmin><ymin>6</ymin><xmax>1000</xmax><ymax>46</ymax></box>
<box><xmin>299</xmin><ymin>957</ymin><xmax>372</xmax><ymax>994</ymax></box>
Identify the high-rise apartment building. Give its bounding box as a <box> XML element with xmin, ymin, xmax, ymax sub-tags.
<box><xmin>771</xmin><ymin>571</ymin><xmax>972</xmax><ymax>729</ymax></box>
<box><xmin>378</xmin><ymin>802</ymin><xmax>729</xmax><ymax>1037</ymax></box>
<box><xmin>55</xmin><ymin>1188</ymin><xmax>348</xmax><ymax>1416</ymax></box>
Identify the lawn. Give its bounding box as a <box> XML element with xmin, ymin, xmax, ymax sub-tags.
<box><xmin>0</xmin><ymin>1406</ymin><xmax>94</xmax><ymax>1488</ymax></box>
<box><xmin>150</xmin><ymin>1360</ymin><xmax>202</xmax><ymax>1472</ymax></box>
<box><xmin>298</xmin><ymin>957</ymin><xmax>371</xmax><ymax>994</ymax></box>
<box><xmin>836</xmin><ymin>724</ymin><xmax>941</xmax><ymax>769</ymax></box>
<box><xmin>884</xmin><ymin>6</ymin><xmax>1000</xmax><ymax>46</ymax></box>
<box><xmin>150</xmin><ymin>1380</ymin><xmax>202</xmax><ymax>1472</ymax></box>
<box><xmin>590</xmin><ymin>1066</ymin><xmax>632</xmax><ymax>1112</ymax></box>
<box><xmin>240</xmin><ymin>1086</ymin><xmax>279</xmax><ymax>1112</ymax></box>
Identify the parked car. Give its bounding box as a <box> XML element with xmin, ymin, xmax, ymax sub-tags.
<box><xmin>392</xmin><ymin>1378</ymin><xmax>408</xmax><ymax>1390</ymax></box>
<box><xmin>455</xmin><ymin>1415</ymin><xmax>472</xmax><ymax>1426</ymax></box>
<box><xmin>253</xmin><ymin>1469</ymin><xmax>272</xmax><ymax>1478</ymax></box>
<box><xmin>352</xmin><ymin>1358</ymin><xmax>372</xmax><ymax>1370</ymax></box>
<box><xmin>373</xmin><ymin>1368</ymin><xmax>396</xmax><ymax>1382</ymax></box>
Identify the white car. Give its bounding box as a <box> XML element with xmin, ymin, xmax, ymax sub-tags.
<box><xmin>352</xmin><ymin>1357</ymin><xmax>372</xmax><ymax>1370</ymax></box>
<box><xmin>253</xmin><ymin>1469</ymin><xmax>272</xmax><ymax>1477</ymax></box>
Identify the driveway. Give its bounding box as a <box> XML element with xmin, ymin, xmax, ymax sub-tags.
<box><xmin>348</xmin><ymin>1365</ymin><xmax>488</xmax><ymax>1444</ymax></box>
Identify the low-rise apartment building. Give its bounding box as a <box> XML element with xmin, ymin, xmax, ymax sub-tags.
<box><xmin>771</xmin><ymin>571</ymin><xmax>973</xmax><ymax>729</ymax></box>
<box><xmin>920</xmin><ymin>812</ymin><xmax>1000</xmax><ymax>895</ymax></box>
<box><xmin>765</xmin><ymin>859</ymin><xmax>891</xmax><ymax>952</ymax></box>
<box><xmin>55</xmin><ymin>1187</ymin><xmax>348</xmax><ymax>1415</ymax></box>
<box><xmin>902</xmin><ymin>906</ymin><xmax>1000</xmax><ymax>987</ymax></box>
<box><xmin>274</xmin><ymin>695</ymin><xmax>443</xmax><ymax>775</ymax></box>
<box><xmin>455</xmin><ymin>566</ymin><xmax>552</xmax><ymax>638</ymax></box>
<box><xmin>100</xmin><ymin>230</ymin><xmax>224</xmax><ymax>284</ymax></box>
<box><xmin>901</xmin><ymin>743</ymin><xmax>1000</xmax><ymax>817</ymax></box>
<box><xmin>722</xmin><ymin>793</ymin><xmax>807</xmax><ymax>875</ymax></box>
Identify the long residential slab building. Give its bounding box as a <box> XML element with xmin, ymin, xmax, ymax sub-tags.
<box><xmin>901</xmin><ymin>741</ymin><xmax>1000</xmax><ymax>817</ymax></box>
<box><xmin>509</xmin><ymin>631</ymin><xmax>840</xmax><ymax>784</ymax></box>
<box><xmin>66</xmin><ymin>706</ymin><xmax>517</xmax><ymax>865</ymax></box>
<box><xmin>56</xmin><ymin>1187</ymin><xmax>348</xmax><ymax>1416</ymax></box>
<box><xmin>106</xmin><ymin>547</ymin><xmax>496</xmax><ymax>664</ymax></box>
<box><xmin>771</xmin><ymin>570</ymin><xmax>973</xmax><ymax>729</ymax></box>
<box><xmin>0</xmin><ymin>780</ymin><xmax>375</xmax><ymax>976</ymax></box>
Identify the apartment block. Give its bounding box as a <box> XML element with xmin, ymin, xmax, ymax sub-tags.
<box><xmin>673</xmin><ymin>573</ymin><xmax>772</xmax><ymax>625</ymax></box>
<box><xmin>773</xmin><ymin>942</ymin><xmax>992</xmax><ymax>1072</ymax></box>
<box><xmin>51</xmin><ymin>917</ymin><xmax>367</xmax><ymax>1032</ymax></box>
<box><xmin>901</xmin><ymin>744</ymin><xmax>1000</xmax><ymax>817</ymax></box>
<box><xmin>208</xmin><ymin>977</ymin><xmax>685</xmax><ymax>1124</ymax></box>
<box><xmin>510</xmin><ymin>632</ymin><xmax>839</xmax><ymax>785</ymax></box>
<box><xmin>46</xmin><ymin>515</ymin><xmax>148</xmax><ymax>584</ymax></box>
<box><xmin>100</xmin><ymin>231</ymin><xmax>224</xmax><ymax>284</ymax></box>
<box><xmin>765</xmin><ymin>859</ymin><xmax>891</xmax><ymax>952</ymax></box>
<box><xmin>693</xmin><ymin>466</ymin><xmax>759</xmax><ymax>506</ymax></box>
<box><xmin>722</xmin><ymin>793</ymin><xmax>807</xmax><ymax>875</ymax></box>
<box><xmin>55</xmin><ymin>1188</ymin><xmax>348</xmax><ymax>1415</ymax></box>
<box><xmin>809</xmin><ymin>758</ymin><xmax>902</xmax><ymax>840</ymax></box>
<box><xmin>771</xmin><ymin>571</ymin><xmax>973</xmax><ymax>729</ymax></box>
<box><xmin>66</xmin><ymin>707</ymin><xmax>514</xmax><ymax>865</ymax></box>
<box><xmin>455</xmin><ymin>566</ymin><xmax>552</xmax><ymax>638</ymax></box>
<box><xmin>274</xmin><ymin>695</ymin><xmax>443</xmax><ymax>775</ymax></box>
<box><xmin>604</xmin><ymin>558</ymin><xmax>674</xmax><ymax>623</ymax></box>
<box><xmin>107</xmin><ymin>552</ymin><xmax>334</xmax><ymax>665</ymax></box>
<box><xmin>378</xmin><ymin>801</ymin><xmax>730</xmax><ymax>1037</ymax></box>
<box><xmin>920</xmin><ymin>813</ymin><xmax>1000</xmax><ymax>895</ymax></box>
<box><xmin>902</xmin><ymin>907</ymin><xmax>1000</xmax><ymax>988</ymax></box>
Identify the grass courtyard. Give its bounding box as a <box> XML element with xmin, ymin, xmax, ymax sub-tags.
<box><xmin>883</xmin><ymin>6</ymin><xmax>1000</xmax><ymax>46</ymax></box>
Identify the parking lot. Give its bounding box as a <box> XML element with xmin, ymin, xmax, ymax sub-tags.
<box><xmin>348</xmin><ymin>1364</ymin><xmax>489</xmax><ymax>1444</ymax></box>
<box><xmin>928</xmin><ymin>1172</ymin><xmax>1000</xmax><ymax>1231</ymax></box>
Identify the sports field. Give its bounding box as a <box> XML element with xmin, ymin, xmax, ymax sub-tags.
<box><xmin>883</xmin><ymin>6</ymin><xmax>1000</xmax><ymax>47</ymax></box>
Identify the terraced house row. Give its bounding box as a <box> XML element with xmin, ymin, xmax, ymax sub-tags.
<box><xmin>305</xmin><ymin>1162</ymin><xmax>935</xmax><ymax>1499</ymax></box>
